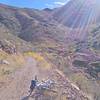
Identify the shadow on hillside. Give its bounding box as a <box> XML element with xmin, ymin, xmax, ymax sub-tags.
<box><xmin>21</xmin><ymin>95</ymin><xmax>36</xmax><ymax>100</ymax></box>
<box><xmin>21</xmin><ymin>96</ymin><xmax>30</xmax><ymax>100</ymax></box>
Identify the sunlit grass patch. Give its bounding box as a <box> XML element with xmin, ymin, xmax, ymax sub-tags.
<box><xmin>9</xmin><ymin>54</ymin><xmax>25</xmax><ymax>66</ymax></box>
<box><xmin>24</xmin><ymin>51</ymin><xmax>51</xmax><ymax>70</ymax></box>
<box><xmin>0</xmin><ymin>67</ymin><xmax>12</xmax><ymax>76</ymax></box>
<box><xmin>0</xmin><ymin>51</ymin><xmax>25</xmax><ymax>79</ymax></box>
<box><xmin>0</xmin><ymin>51</ymin><xmax>9</xmax><ymax>59</ymax></box>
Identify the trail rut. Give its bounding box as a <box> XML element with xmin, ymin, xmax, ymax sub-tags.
<box><xmin>0</xmin><ymin>57</ymin><xmax>39</xmax><ymax>100</ymax></box>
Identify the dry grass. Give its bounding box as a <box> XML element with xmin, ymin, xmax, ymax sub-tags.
<box><xmin>0</xmin><ymin>51</ymin><xmax>25</xmax><ymax>79</ymax></box>
<box><xmin>69</xmin><ymin>73</ymin><xmax>100</xmax><ymax>99</ymax></box>
<box><xmin>24</xmin><ymin>51</ymin><xmax>51</xmax><ymax>70</ymax></box>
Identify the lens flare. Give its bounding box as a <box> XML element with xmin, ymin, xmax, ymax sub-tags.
<box><xmin>52</xmin><ymin>0</ymin><xmax>100</xmax><ymax>39</ymax></box>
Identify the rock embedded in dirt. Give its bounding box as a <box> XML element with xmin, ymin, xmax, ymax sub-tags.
<box><xmin>0</xmin><ymin>40</ymin><xmax>17</xmax><ymax>54</ymax></box>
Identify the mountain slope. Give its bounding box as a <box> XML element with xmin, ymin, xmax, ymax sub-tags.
<box><xmin>0</xmin><ymin>3</ymin><xmax>69</xmax><ymax>44</ymax></box>
<box><xmin>88</xmin><ymin>25</ymin><xmax>100</xmax><ymax>51</ymax></box>
<box><xmin>0</xmin><ymin>2</ymin><xmax>100</xmax><ymax>100</ymax></box>
<box><xmin>51</xmin><ymin>0</ymin><xmax>100</xmax><ymax>28</ymax></box>
<box><xmin>0</xmin><ymin>23</ymin><xmax>32</xmax><ymax>52</ymax></box>
<box><xmin>48</xmin><ymin>0</ymin><xmax>100</xmax><ymax>41</ymax></box>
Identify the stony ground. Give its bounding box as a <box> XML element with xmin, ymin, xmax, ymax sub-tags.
<box><xmin>0</xmin><ymin>57</ymin><xmax>90</xmax><ymax>100</ymax></box>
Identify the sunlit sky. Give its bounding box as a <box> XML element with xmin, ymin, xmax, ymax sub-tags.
<box><xmin>0</xmin><ymin>0</ymin><xmax>70</xmax><ymax>9</ymax></box>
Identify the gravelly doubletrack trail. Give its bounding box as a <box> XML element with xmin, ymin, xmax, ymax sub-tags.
<box><xmin>0</xmin><ymin>57</ymin><xmax>41</xmax><ymax>100</ymax></box>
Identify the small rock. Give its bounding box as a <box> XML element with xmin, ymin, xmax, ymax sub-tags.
<box><xmin>0</xmin><ymin>60</ymin><xmax>10</xmax><ymax>65</ymax></box>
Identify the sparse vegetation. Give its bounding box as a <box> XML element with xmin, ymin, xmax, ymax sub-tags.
<box><xmin>73</xmin><ymin>60</ymin><xmax>88</xmax><ymax>68</ymax></box>
<box><xmin>69</xmin><ymin>73</ymin><xmax>100</xmax><ymax>100</ymax></box>
<box><xmin>24</xmin><ymin>51</ymin><xmax>51</xmax><ymax>70</ymax></box>
<box><xmin>0</xmin><ymin>51</ymin><xmax>25</xmax><ymax>79</ymax></box>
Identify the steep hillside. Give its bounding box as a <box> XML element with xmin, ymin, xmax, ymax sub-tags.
<box><xmin>50</xmin><ymin>0</ymin><xmax>100</xmax><ymax>40</ymax></box>
<box><xmin>51</xmin><ymin>0</ymin><xmax>100</xmax><ymax>28</ymax></box>
<box><xmin>0</xmin><ymin>28</ymin><xmax>33</xmax><ymax>52</ymax></box>
<box><xmin>88</xmin><ymin>25</ymin><xmax>100</xmax><ymax>51</ymax></box>
<box><xmin>0</xmin><ymin>3</ymin><xmax>69</xmax><ymax>44</ymax></box>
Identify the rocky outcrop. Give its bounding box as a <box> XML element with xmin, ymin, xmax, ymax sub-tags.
<box><xmin>0</xmin><ymin>40</ymin><xmax>17</xmax><ymax>54</ymax></box>
<box><xmin>52</xmin><ymin>69</ymin><xmax>89</xmax><ymax>100</ymax></box>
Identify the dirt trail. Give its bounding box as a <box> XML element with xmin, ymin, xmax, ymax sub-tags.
<box><xmin>0</xmin><ymin>57</ymin><xmax>89</xmax><ymax>100</ymax></box>
<box><xmin>0</xmin><ymin>57</ymin><xmax>40</xmax><ymax>100</ymax></box>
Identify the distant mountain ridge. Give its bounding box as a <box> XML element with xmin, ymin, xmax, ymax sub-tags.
<box><xmin>0</xmin><ymin>3</ymin><xmax>69</xmax><ymax>44</ymax></box>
